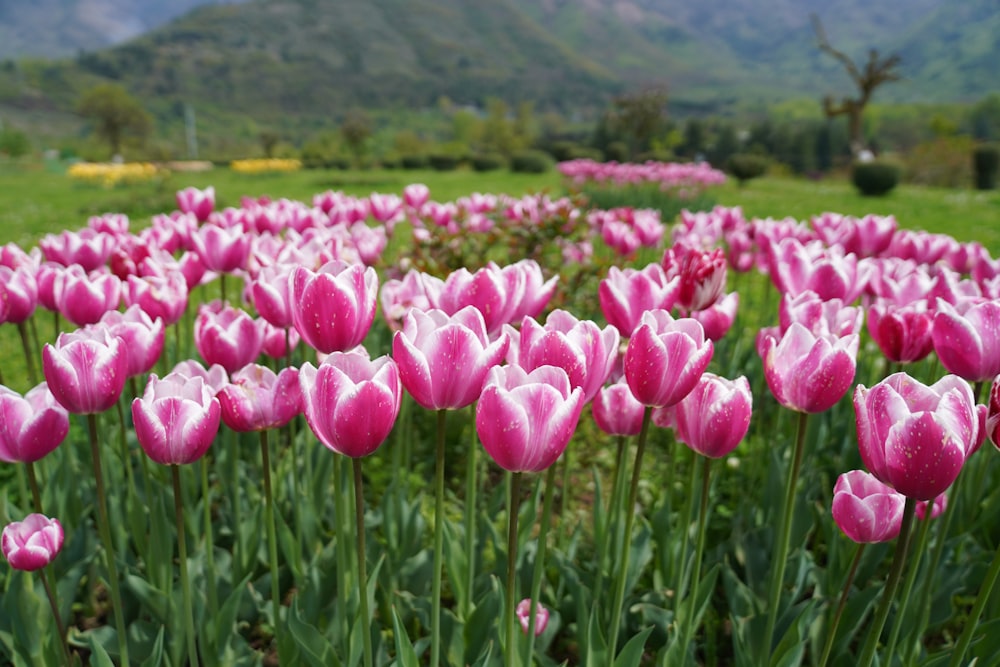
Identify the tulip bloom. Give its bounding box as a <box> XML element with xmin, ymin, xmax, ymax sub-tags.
<box><xmin>217</xmin><ymin>364</ymin><xmax>301</xmax><ymax>432</ymax></box>
<box><xmin>653</xmin><ymin>373</ymin><xmax>751</xmax><ymax>458</ymax></box>
<box><xmin>599</xmin><ymin>264</ymin><xmax>679</xmax><ymax>336</ymax></box>
<box><xmin>761</xmin><ymin>322</ymin><xmax>858</xmax><ymax>413</ymax></box>
<box><xmin>39</xmin><ymin>229</ymin><xmax>115</xmax><ymax>272</ymax></box>
<box><xmin>54</xmin><ymin>266</ymin><xmax>121</xmax><ymax>327</ymax></box>
<box><xmin>867</xmin><ymin>300</ymin><xmax>934</xmax><ymax>364</ymax></box>
<box><xmin>0</xmin><ymin>383</ymin><xmax>69</xmax><ymax>463</ymax></box>
<box><xmin>176</xmin><ymin>186</ymin><xmax>215</xmax><ymax>222</ymax></box>
<box><xmin>768</xmin><ymin>238</ymin><xmax>867</xmax><ymax>303</ymax></box>
<box><xmin>194</xmin><ymin>301</ymin><xmax>265</xmax><ymax>374</ymax></box>
<box><xmin>392</xmin><ymin>307</ymin><xmax>509</xmax><ymax>410</ymax></box>
<box><xmin>593</xmin><ymin>377</ymin><xmax>645</xmax><ymax>436</ymax></box>
<box><xmin>691</xmin><ymin>292</ymin><xmax>739</xmax><ymax>341</ymax></box>
<box><xmin>1</xmin><ymin>514</ymin><xmax>64</xmax><ymax>571</ymax></box>
<box><xmin>289</xmin><ymin>260</ymin><xmax>379</xmax><ymax>354</ymax></box>
<box><xmin>99</xmin><ymin>305</ymin><xmax>166</xmax><ymax>378</ymax></box>
<box><xmin>779</xmin><ymin>291</ymin><xmax>864</xmax><ymax>338</ymax></box>
<box><xmin>661</xmin><ymin>245</ymin><xmax>727</xmax><ymax>312</ymax></box>
<box><xmin>189</xmin><ymin>222</ymin><xmax>251</xmax><ymax>274</ymax></box>
<box><xmin>516</xmin><ymin>599</ymin><xmax>550</xmax><ymax>637</ymax></box>
<box><xmin>43</xmin><ymin>327</ymin><xmax>127</xmax><ymax>414</ymax></box>
<box><xmin>299</xmin><ymin>351</ymin><xmax>401</xmax><ymax>458</ymax></box>
<box><xmin>132</xmin><ymin>372</ymin><xmax>222</xmax><ymax>465</ymax></box>
<box><xmin>380</xmin><ymin>270</ymin><xmax>442</xmax><ymax>331</ymax></box>
<box><xmin>624</xmin><ymin>310</ymin><xmax>713</xmax><ymax>409</ymax></box>
<box><xmin>831</xmin><ymin>470</ymin><xmax>906</xmax><ymax>543</ymax></box>
<box><xmin>250</xmin><ymin>264</ymin><xmax>295</xmax><ymax>329</ymax></box>
<box><xmin>124</xmin><ymin>272</ymin><xmax>189</xmax><ymax>326</ymax></box>
<box><xmin>855</xmin><ymin>373</ymin><xmax>978</xmax><ymax>500</ymax></box>
<box><xmin>0</xmin><ymin>266</ymin><xmax>38</xmax><ymax>324</ymax></box>
<box><xmin>931</xmin><ymin>298</ymin><xmax>1000</xmax><ymax>382</ymax></box>
<box><xmin>476</xmin><ymin>365</ymin><xmax>584</xmax><ymax>472</ymax></box>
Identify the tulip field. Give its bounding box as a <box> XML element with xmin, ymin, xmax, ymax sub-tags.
<box><xmin>1</xmin><ymin>160</ymin><xmax>999</xmax><ymax>667</ymax></box>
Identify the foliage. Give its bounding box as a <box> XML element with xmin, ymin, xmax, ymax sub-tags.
<box><xmin>428</xmin><ymin>153</ymin><xmax>462</xmax><ymax>172</ymax></box>
<box><xmin>509</xmin><ymin>149</ymin><xmax>552</xmax><ymax>174</ymax></box>
<box><xmin>852</xmin><ymin>160</ymin><xmax>901</xmax><ymax>196</ymax></box>
<box><xmin>400</xmin><ymin>154</ymin><xmax>430</xmax><ymax>170</ymax></box>
<box><xmin>903</xmin><ymin>137</ymin><xmax>974</xmax><ymax>188</ymax></box>
<box><xmin>470</xmin><ymin>153</ymin><xmax>506</xmax><ymax>172</ymax></box>
<box><xmin>76</xmin><ymin>83</ymin><xmax>152</xmax><ymax>157</ymax></box>
<box><xmin>972</xmin><ymin>144</ymin><xmax>999</xmax><ymax>190</ymax></box>
<box><xmin>607</xmin><ymin>87</ymin><xmax>669</xmax><ymax>159</ymax></box>
<box><xmin>340</xmin><ymin>109</ymin><xmax>373</xmax><ymax>166</ymax></box>
<box><xmin>727</xmin><ymin>153</ymin><xmax>769</xmax><ymax>186</ymax></box>
<box><xmin>0</xmin><ymin>125</ymin><xmax>31</xmax><ymax>158</ymax></box>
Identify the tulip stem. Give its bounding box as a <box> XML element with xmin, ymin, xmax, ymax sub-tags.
<box><xmin>883</xmin><ymin>504</ymin><xmax>933</xmax><ymax>665</ymax></box>
<box><xmin>431</xmin><ymin>409</ymin><xmax>447</xmax><ymax>667</ymax></box>
<box><xmin>462</xmin><ymin>403</ymin><xmax>478</xmax><ymax>621</ymax></box>
<box><xmin>608</xmin><ymin>407</ymin><xmax>652</xmax><ymax>659</ymax></box>
<box><xmin>333</xmin><ymin>455</ymin><xmax>351</xmax><ymax>648</ymax></box>
<box><xmin>25</xmin><ymin>462</ymin><xmax>43</xmax><ymax>516</ymax></box>
<box><xmin>525</xmin><ymin>464</ymin><xmax>559</xmax><ymax>665</ymax></box>
<box><xmin>87</xmin><ymin>414</ymin><xmax>130</xmax><ymax>666</ymax></box>
<box><xmin>558</xmin><ymin>439</ymin><xmax>572</xmax><ymax>543</ymax></box>
<box><xmin>818</xmin><ymin>543</ymin><xmax>866</xmax><ymax>667</ymax></box>
<box><xmin>201</xmin><ymin>457</ymin><xmax>219</xmax><ymax>617</ymax></box>
<box><xmin>115</xmin><ymin>399</ymin><xmax>137</xmax><ymax>505</ymax></box>
<box><xmin>858</xmin><ymin>497</ymin><xmax>917</xmax><ymax>667</ymax></box>
<box><xmin>763</xmin><ymin>410</ymin><xmax>809</xmax><ymax>661</ymax></box>
<box><xmin>17</xmin><ymin>321</ymin><xmax>38</xmax><ymax>386</ymax></box>
<box><xmin>172</xmin><ymin>465</ymin><xmax>200</xmax><ymax>667</ymax></box>
<box><xmin>595</xmin><ymin>434</ymin><xmax>628</xmax><ymax>615</ymax></box>
<box><xmin>947</xmin><ymin>535</ymin><xmax>1000</xmax><ymax>667</ymax></box>
<box><xmin>678</xmin><ymin>456</ymin><xmax>712</xmax><ymax>666</ymax></box>
<box><xmin>259</xmin><ymin>430</ymin><xmax>282</xmax><ymax>644</ymax></box>
<box><xmin>505</xmin><ymin>471</ymin><xmax>524</xmax><ymax>667</ymax></box>
<box><xmin>39</xmin><ymin>565</ymin><xmax>72</xmax><ymax>667</ymax></box>
<box><xmin>674</xmin><ymin>449</ymin><xmax>699</xmax><ymax>609</ymax></box>
<box><xmin>351</xmin><ymin>457</ymin><xmax>373</xmax><ymax>667</ymax></box>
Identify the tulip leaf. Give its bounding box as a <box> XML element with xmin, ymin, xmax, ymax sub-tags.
<box><xmin>769</xmin><ymin>600</ymin><xmax>818</xmax><ymax>667</ymax></box>
<box><xmin>4</xmin><ymin>572</ymin><xmax>44</xmax><ymax>664</ymax></box>
<box><xmin>468</xmin><ymin>639</ymin><xmax>495</xmax><ymax>667</ymax></box>
<box><xmin>203</xmin><ymin>573</ymin><xmax>252</xmax><ymax>662</ymax></box>
<box><xmin>584</xmin><ymin>605</ymin><xmax>608</xmax><ymax>667</ymax></box>
<box><xmin>275</xmin><ymin>507</ymin><xmax>304</xmax><ymax>583</ymax></box>
<box><xmin>86</xmin><ymin>632</ymin><xmax>116</xmax><ymax>667</ymax></box>
<box><xmin>124</xmin><ymin>573</ymin><xmax>170</xmax><ymax>624</ymax></box>
<box><xmin>464</xmin><ymin>576</ymin><xmax>501</xmax><ymax>663</ymax></box>
<box><xmin>390</xmin><ymin>606</ymin><xmax>420</xmax><ymax>667</ymax></box>
<box><xmin>442</xmin><ymin>518</ymin><xmax>469</xmax><ymax>619</ymax></box>
<box><xmin>287</xmin><ymin>596</ymin><xmax>342</xmax><ymax>667</ymax></box>
<box><xmin>613</xmin><ymin>625</ymin><xmax>654</xmax><ymax>667</ymax></box>
<box><xmin>138</xmin><ymin>626</ymin><xmax>165</xmax><ymax>667</ymax></box>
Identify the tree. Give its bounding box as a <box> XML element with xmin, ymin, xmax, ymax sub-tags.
<box><xmin>609</xmin><ymin>87</ymin><xmax>669</xmax><ymax>159</ymax></box>
<box><xmin>77</xmin><ymin>83</ymin><xmax>152</xmax><ymax>157</ymax></box>
<box><xmin>812</xmin><ymin>15</ymin><xmax>902</xmax><ymax>157</ymax></box>
<box><xmin>340</xmin><ymin>109</ymin><xmax>373</xmax><ymax>166</ymax></box>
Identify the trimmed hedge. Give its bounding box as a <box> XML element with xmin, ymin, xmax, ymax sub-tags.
<box><xmin>973</xmin><ymin>145</ymin><xmax>999</xmax><ymax>190</ymax></box>
<box><xmin>471</xmin><ymin>153</ymin><xmax>506</xmax><ymax>172</ymax></box>
<box><xmin>852</xmin><ymin>161</ymin><xmax>900</xmax><ymax>196</ymax></box>
<box><xmin>727</xmin><ymin>153</ymin><xmax>769</xmax><ymax>186</ymax></box>
<box><xmin>510</xmin><ymin>149</ymin><xmax>552</xmax><ymax>174</ymax></box>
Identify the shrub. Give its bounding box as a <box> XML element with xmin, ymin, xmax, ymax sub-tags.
<box><xmin>510</xmin><ymin>149</ymin><xmax>552</xmax><ymax>174</ymax></box>
<box><xmin>852</xmin><ymin>161</ymin><xmax>901</xmax><ymax>196</ymax></box>
<box><xmin>471</xmin><ymin>153</ymin><xmax>506</xmax><ymax>172</ymax></box>
<box><xmin>604</xmin><ymin>141</ymin><xmax>628</xmax><ymax>162</ymax></box>
<box><xmin>973</xmin><ymin>144</ymin><xmax>999</xmax><ymax>190</ymax></box>
<box><xmin>570</xmin><ymin>146</ymin><xmax>604</xmax><ymax>162</ymax></box>
<box><xmin>400</xmin><ymin>154</ymin><xmax>429</xmax><ymax>170</ymax></box>
<box><xmin>548</xmin><ymin>141</ymin><xmax>579</xmax><ymax>162</ymax></box>
<box><xmin>428</xmin><ymin>153</ymin><xmax>461</xmax><ymax>171</ymax></box>
<box><xmin>904</xmin><ymin>137</ymin><xmax>973</xmax><ymax>188</ymax></box>
<box><xmin>727</xmin><ymin>153</ymin><xmax>769</xmax><ymax>186</ymax></box>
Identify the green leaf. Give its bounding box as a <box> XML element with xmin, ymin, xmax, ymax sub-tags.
<box><xmin>613</xmin><ymin>626</ymin><xmax>654</xmax><ymax>667</ymax></box>
<box><xmin>391</xmin><ymin>606</ymin><xmax>420</xmax><ymax>667</ymax></box>
<box><xmin>769</xmin><ymin>600</ymin><xmax>818</xmax><ymax>667</ymax></box>
<box><xmin>287</xmin><ymin>596</ymin><xmax>342</xmax><ymax>667</ymax></box>
<box><xmin>276</xmin><ymin>506</ymin><xmax>304</xmax><ymax>583</ymax></box>
<box><xmin>584</xmin><ymin>605</ymin><xmax>608</xmax><ymax>667</ymax></box>
<box><xmin>86</xmin><ymin>633</ymin><xmax>115</xmax><ymax>667</ymax></box>
<box><xmin>464</xmin><ymin>577</ymin><xmax>501</xmax><ymax>663</ymax></box>
<box><xmin>138</xmin><ymin>626</ymin><xmax>165</xmax><ymax>667</ymax></box>
<box><xmin>204</xmin><ymin>573</ymin><xmax>253</xmax><ymax>662</ymax></box>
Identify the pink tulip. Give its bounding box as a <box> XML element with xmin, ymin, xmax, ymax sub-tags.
<box><xmin>53</xmin><ymin>265</ymin><xmax>121</xmax><ymax>326</ymax></box>
<box><xmin>867</xmin><ymin>300</ymin><xmax>934</xmax><ymax>364</ymax></box>
<box><xmin>194</xmin><ymin>301</ymin><xmax>265</xmax><ymax>374</ymax></box>
<box><xmin>508</xmin><ymin>259</ymin><xmax>558</xmax><ymax>324</ymax></box>
<box><xmin>403</xmin><ymin>183</ymin><xmax>430</xmax><ymax>211</ymax></box>
<box><xmin>599</xmin><ymin>264</ymin><xmax>680</xmax><ymax>336</ymax></box>
<box><xmin>176</xmin><ymin>186</ymin><xmax>216</xmax><ymax>222</ymax></box>
<box><xmin>42</xmin><ymin>327</ymin><xmax>127</xmax><ymax>414</ymax></box>
<box><xmin>132</xmin><ymin>372</ymin><xmax>222</xmax><ymax>465</ymax></box>
<box><xmin>380</xmin><ymin>270</ymin><xmax>443</xmax><ymax>331</ymax></box>
<box><xmin>189</xmin><ymin>222</ymin><xmax>251</xmax><ymax>274</ymax></box>
<box><xmin>99</xmin><ymin>305</ymin><xmax>165</xmax><ymax>378</ymax></box>
<box><xmin>768</xmin><ymin>238</ymin><xmax>866</xmax><ymax>303</ymax></box>
<box><xmin>250</xmin><ymin>264</ymin><xmax>295</xmax><ymax>328</ymax></box>
<box><xmin>289</xmin><ymin>260</ymin><xmax>378</xmax><ymax>354</ymax></box>
<box><xmin>299</xmin><ymin>350</ymin><xmax>401</xmax><ymax>458</ymax></box>
<box><xmin>0</xmin><ymin>266</ymin><xmax>38</xmax><ymax>324</ymax></box>
<box><xmin>593</xmin><ymin>376</ymin><xmax>645</xmax><ymax>436</ymax></box>
<box><xmin>691</xmin><ymin>292</ymin><xmax>739</xmax><ymax>341</ymax></box>
<box><xmin>624</xmin><ymin>310</ymin><xmax>713</xmax><ymax>408</ymax></box>
<box><xmin>2</xmin><ymin>514</ymin><xmax>64</xmax><ymax>571</ymax></box>
<box><xmin>170</xmin><ymin>360</ymin><xmax>229</xmax><ymax>394</ymax></box>
<box><xmin>217</xmin><ymin>364</ymin><xmax>301</xmax><ymax>432</ymax></box>
<box><xmin>261</xmin><ymin>321</ymin><xmax>300</xmax><ymax>359</ymax></box>
<box><xmin>516</xmin><ymin>599</ymin><xmax>550</xmax><ymax>636</ymax></box>
<box><xmin>778</xmin><ymin>291</ymin><xmax>864</xmax><ymax>338</ymax></box>
<box><xmin>984</xmin><ymin>375</ymin><xmax>1000</xmax><ymax>452</ymax></box>
<box><xmin>931</xmin><ymin>298</ymin><xmax>1000</xmax><ymax>382</ymax></box>
<box><xmin>513</xmin><ymin>310</ymin><xmax>619</xmax><ymax>403</ymax></box>
<box><xmin>831</xmin><ymin>470</ymin><xmax>906</xmax><ymax>543</ymax></box>
<box><xmin>124</xmin><ymin>272</ymin><xmax>189</xmax><ymax>326</ymax></box>
<box><xmin>476</xmin><ymin>365</ymin><xmax>584</xmax><ymax>472</ymax></box>
<box><xmin>0</xmin><ymin>383</ymin><xmax>69</xmax><ymax>463</ymax></box>
<box><xmin>916</xmin><ymin>494</ymin><xmax>948</xmax><ymax>521</ymax></box>
<box><xmin>393</xmin><ymin>307</ymin><xmax>509</xmax><ymax>410</ymax></box>
<box><xmin>88</xmin><ymin>212</ymin><xmax>130</xmax><ymax>237</ymax></box>
<box><xmin>662</xmin><ymin>245</ymin><xmax>727</xmax><ymax>312</ymax></box>
<box><xmin>436</xmin><ymin>262</ymin><xmax>526</xmax><ymax>337</ymax></box>
<box><xmin>39</xmin><ymin>229</ymin><xmax>115</xmax><ymax>271</ymax></box>
<box><xmin>761</xmin><ymin>322</ymin><xmax>858</xmax><ymax>413</ymax></box>
<box><xmin>653</xmin><ymin>373</ymin><xmax>751</xmax><ymax>458</ymax></box>
<box><xmin>855</xmin><ymin>373</ymin><xmax>978</xmax><ymax>500</ymax></box>
<box><xmin>867</xmin><ymin>258</ymin><xmax>934</xmax><ymax>306</ymax></box>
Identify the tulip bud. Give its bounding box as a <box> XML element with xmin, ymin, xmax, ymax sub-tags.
<box><xmin>2</xmin><ymin>514</ymin><xmax>64</xmax><ymax>571</ymax></box>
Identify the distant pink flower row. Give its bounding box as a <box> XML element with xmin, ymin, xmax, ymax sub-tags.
<box><xmin>558</xmin><ymin>158</ymin><xmax>727</xmax><ymax>191</ymax></box>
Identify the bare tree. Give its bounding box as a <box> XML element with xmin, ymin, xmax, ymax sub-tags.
<box><xmin>812</xmin><ymin>15</ymin><xmax>902</xmax><ymax>157</ymax></box>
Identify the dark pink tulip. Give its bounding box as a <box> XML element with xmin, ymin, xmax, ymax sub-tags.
<box><xmin>761</xmin><ymin>322</ymin><xmax>858</xmax><ymax>413</ymax></box>
<box><xmin>42</xmin><ymin>327</ymin><xmax>127</xmax><ymax>414</ymax></box>
<box><xmin>380</xmin><ymin>270</ymin><xmax>443</xmax><ymax>331</ymax></box>
<box><xmin>514</xmin><ymin>310</ymin><xmax>619</xmax><ymax>403</ymax></box>
<box><xmin>593</xmin><ymin>376</ymin><xmax>645</xmax><ymax>436</ymax></box>
<box><xmin>985</xmin><ymin>375</ymin><xmax>1000</xmax><ymax>452</ymax></box>
<box><xmin>855</xmin><ymin>373</ymin><xmax>977</xmax><ymax>500</ymax></box>
<box><xmin>508</xmin><ymin>260</ymin><xmax>558</xmax><ymax>323</ymax></box>
<box><xmin>662</xmin><ymin>245</ymin><xmax>727</xmax><ymax>312</ymax></box>
<box><xmin>392</xmin><ymin>307</ymin><xmax>509</xmax><ymax>410</ymax></box>
<box><xmin>916</xmin><ymin>494</ymin><xmax>947</xmax><ymax>521</ymax></box>
<box><xmin>299</xmin><ymin>351</ymin><xmax>401</xmax><ymax>458</ymax></box>
<box><xmin>217</xmin><ymin>364</ymin><xmax>301</xmax><ymax>432</ymax></box>
<box><xmin>0</xmin><ymin>383</ymin><xmax>69</xmax><ymax>463</ymax></box>
<box><xmin>476</xmin><ymin>365</ymin><xmax>584</xmax><ymax>473</ymax></box>
<box><xmin>831</xmin><ymin>470</ymin><xmax>905</xmax><ymax>543</ymax></box>
<box><xmin>0</xmin><ymin>242</ymin><xmax>35</xmax><ymax>270</ymax></box>
<box><xmin>54</xmin><ymin>265</ymin><xmax>121</xmax><ymax>326</ymax></box>
<box><xmin>368</xmin><ymin>192</ymin><xmax>403</xmax><ymax>225</ymax></box>
<box><xmin>124</xmin><ymin>272</ymin><xmax>189</xmax><ymax>326</ymax></box>
<box><xmin>599</xmin><ymin>264</ymin><xmax>680</xmax><ymax>336</ymax></box>
<box><xmin>624</xmin><ymin>310</ymin><xmax>713</xmax><ymax>409</ymax></box>
<box><xmin>194</xmin><ymin>301</ymin><xmax>265</xmax><ymax>374</ymax></box>
<box><xmin>931</xmin><ymin>298</ymin><xmax>1000</xmax><ymax>382</ymax></box>
<box><xmin>867</xmin><ymin>258</ymin><xmax>934</xmax><ymax>306</ymax></box>
<box><xmin>261</xmin><ymin>322</ymin><xmax>300</xmax><ymax>359</ymax></box>
<box><xmin>88</xmin><ymin>212</ymin><xmax>130</xmax><ymax>237</ymax></box>
<box><xmin>289</xmin><ymin>260</ymin><xmax>378</xmax><ymax>354</ymax></box>
<box><xmin>0</xmin><ymin>266</ymin><xmax>38</xmax><ymax>324</ymax></box>
<box><xmin>176</xmin><ymin>186</ymin><xmax>216</xmax><ymax>222</ymax></box>
<box><xmin>250</xmin><ymin>264</ymin><xmax>294</xmax><ymax>328</ymax></box>
<box><xmin>39</xmin><ymin>229</ymin><xmax>115</xmax><ymax>272</ymax></box>
<box><xmin>437</xmin><ymin>262</ymin><xmax>522</xmax><ymax>337</ymax></box>
<box><xmin>99</xmin><ymin>305</ymin><xmax>165</xmax><ymax>378</ymax></box>
<box><xmin>132</xmin><ymin>372</ymin><xmax>222</xmax><ymax>465</ymax></box>
<box><xmin>2</xmin><ymin>514</ymin><xmax>64</xmax><ymax>571</ymax></box>
<box><xmin>929</xmin><ymin>266</ymin><xmax>981</xmax><ymax>306</ymax></box>
<box><xmin>189</xmin><ymin>222</ymin><xmax>251</xmax><ymax>274</ymax></box>
<box><xmin>653</xmin><ymin>373</ymin><xmax>751</xmax><ymax>458</ymax></box>
<box><xmin>516</xmin><ymin>599</ymin><xmax>549</xmax><ymax>636</ymax></box>
<box><xmin>867</xmin><ymin>300</ymin><xmax>934</xmax><ymax>364</ymax></box>
<box><xmin>179</xmin><ymin>251</ymin><xmax>209</xmax><ymax>290</ymax></box>
<box><xmin>691</xmin><ymin>292</ymin><xmax>739</xmax><ymax>341</ymax></box>
<box><xmin>768</xmin><ymin>238</ymin><xmax>866</xmax><ymax>303</ymax></box>
<box><xmin>779</xmin><ymin>291</ymin><xmax>863</xmax><ymax>338</ymax></box>
<box><xmin>34</xmin><ymin>263</ymin><xmax>61</xmax><ymax>313</ymax></box>
<box><xmin>170</xmin><ymin>360</ymin><xmax>229</xmax><ymax>394</ymax></box>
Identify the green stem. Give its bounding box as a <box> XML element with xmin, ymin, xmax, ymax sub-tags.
<box><xmin>558</xmin><ymin>439</ymin><xmax>572</xmax><ymax>546</ymax></box>
<box><xmin>201</xmin><ymin>457</ymin><xmax>219</xmax><ymax>617</ymax></box>
<box><xmin>116</xmin><ymin>399</ymin><xmax>137</xmax><ymax>503</ymax></box>
<box><xmin>352</xmin><ymin>458</ymin><xmax>373</xmax><ymax>667</ymax></box>
<box><xmin>947</xmin><ymin>540</ymin><xmax>1000</xmax><ymax>667</ymax></box>
<box><xmin>87</xmin><ymin>414</ymin><xmax>130</xmax><ymax>666</ymax></box>
<box><xmin>525</xmin><ymin>464</ymin><xmax>559</xmax><ymax>664</ymax></box>
<box><xmin>858</xmin><ymin>498</ymin><xmax>917</xmax><ymax>667</ymax></box>
<box><xmin>220</xmin><ymin>272</ymin><xmax>227</xmax><ymax>306</ymax></box>
<box><xmin>463</xmin><ymin>403</ymin><xmax>478</xmax><ymax>621</ymax></box>
<box><xmin>431</xmin><ymin>409</ymin><xmax>447</xmax><ymax>667</ymax></box>
<box><xmin>334</xmin><ymin>455</ymin><xmax>351</xmax><ymax>650</ymax></box>
<box><xmin>817</xmin><ymin>543</ymin><xmax>867</xmax><ymax>667</ymax></box>
<box><xmin>594</xmin><ymin>434</ymin><xmax>628</xmax><ymax>614</ymax></box>
<box><xmin>172</xmin><ymin>466</ymin><xmax>200</xmax><ymax>667</ymax></box>
<box><xmin>678</xmin><ymin>456</ymin><xmax>712</xmax><ymax>666</ymax></box>
<box><xmin>607</xmin><ymin>407</ymin><xmax>652</xmax><ymax>658</ymax></box>
<box><xmin>674</xmin><ymin>450</ymin><xmax>699</xmax><ymax>609</ymax></box>
<box><xmin>17</xmin><ymin>321</ymin><xmax>38</xmax><ymax>386</ymax></box>
<box><xmin>505</xmin><ymin>471</ymin><xmax>524</xmax><ymax>667</ymax></box>
<box><xmin>25</xmin><ymin>462</ymin><xmax>43</xmax><ymax>515</ymax></box>
<box><xmin>260</xmin><ymin>430</ymin><xmax>282</xmax><ymax>644</ymax></box>
<box><xmin>883</xmin><ymin>503</ymin><xmax>933</xmax><ymax>665</ymax></box>
<box><xmin>39</xmin><ymin>565</ymin><xmax>72</xmax><ymax>667</ymax></box>
<box><xmin>228</xmin><ymin>430</ymin><xmax>243</xmax><ymax>583</ymax></box>
<box><xmin>763</xmin><ymin>410</ymin><xmax>809</xmax><ymax>661</ymax></box>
